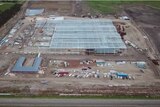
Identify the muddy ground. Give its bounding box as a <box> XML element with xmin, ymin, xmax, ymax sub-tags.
<box><xmin>125</xmin><ymin>5</ymin><xmax>160</xmax><ymax>54</ymax></box>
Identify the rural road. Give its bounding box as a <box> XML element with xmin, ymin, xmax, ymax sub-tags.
<box><xmin>0</xmin><ymin>98</ymin><xmax>160</xmax><ymax>107</ymax></box>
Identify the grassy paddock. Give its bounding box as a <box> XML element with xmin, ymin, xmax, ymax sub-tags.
<box><xmin>87</xmin><ymin>0</ymin><xmax>160</xmax><ymax>14</ymax></box>
<box><xmin>0</xmin><ymin>3</ymin><xmax>15</xmax><ymax>13</ymax></box>
<box><xmin>0</xmin><ymin>0</ymin><xmax>24</xmax><ymax>13</ymax></box>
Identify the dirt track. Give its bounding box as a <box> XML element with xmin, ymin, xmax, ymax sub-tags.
<box><xmin>125</xmin><ymin>5</ymin><xmax>160</xmax><ymax>54</ymax></box>
<box><xmin>0</xmin><ymin>79</ymin><xmax>160</xmax><ymax>96</ymax></box>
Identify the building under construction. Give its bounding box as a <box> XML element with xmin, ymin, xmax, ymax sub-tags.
<box><xmin>34</xmin><ymin>18</ymin><xmax>126</xmax><ymax>54</ymax></box>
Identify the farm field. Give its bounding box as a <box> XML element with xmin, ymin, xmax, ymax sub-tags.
<box><xmin>87</xmin><ymin>1</ymin><xmax>160</xmax><ymax>14</ymax></box>
<box><xmin>0</xmin><ymin>1</ymin><xmax>24</xmax><ymax>13</ymax></box>
<box><xmin>0</xmin><ymin>3</ymin><xmax>15</xmax><ymax>13</ymax></box>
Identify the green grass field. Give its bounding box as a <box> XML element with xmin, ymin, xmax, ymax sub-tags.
<box><xmin>0</xmin><ymin>0</ymin><xmax>24</xmax><ymax>13</ymax></box>
<box><xmin>0</xmin><ymin>3</ymin><xmax>15</xmax><ymax>13</ymax></box>
<box><xmin>87</xmin><ymin>0</ymin><xmax>160</xmax><ymax>14</ymax></box>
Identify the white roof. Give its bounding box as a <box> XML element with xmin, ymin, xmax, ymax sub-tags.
<box><xmin>35</xmin><ymin>19</ymin><xmax>126</xmax><ymax>49</ymax></box>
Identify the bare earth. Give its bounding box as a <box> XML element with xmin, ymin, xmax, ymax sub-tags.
<box><xmin>125</xmin><ymin>5</ymin><xmax>160</xmax><ymax>54</ymax></box>
<box><xmin>0</xmin><ymin>1</ymin><xmax>160</xmax><ymax>96</ymax></box>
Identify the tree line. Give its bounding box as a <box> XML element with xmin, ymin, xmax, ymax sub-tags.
<box><xmin>0</xmin><ymin>3</ymin><xmax>22</xmax><ymax>28</ymax></box>
<box><xmin>0</xmin><ymin>0</ymin><xmax>19</xmax><ymax>3</ymax></box>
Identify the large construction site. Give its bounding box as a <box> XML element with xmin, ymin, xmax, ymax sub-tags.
<box><xmin>0</xmin><ymin>1</ymin><xmax>160</xmax><ymax>96</ymax></box>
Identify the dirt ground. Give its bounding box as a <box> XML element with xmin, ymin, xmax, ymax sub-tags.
<box><xmin>29</xmin><ymin>1</ymin><xmax>100</xmax><ymax>18</ymax></box>
<box><xmin>0</xmin><ymin>53</ymin><xmax>159</xmax><ymax>86</ymax></box>
<box><xmin>125</xmin><ymin>5</ymin><xmax>160</xmax><ymax>55</ymax></box>
<box><xmin>29</xmin><ymin>1</ymin><xmax>74</xmax><ymax>16</ymax></box>
<box><xmin>0</xmin><ymin>1</ymin><xmax>160</xmax><ymax>96</ymax></box>
<box><xmin>0</xmin><ymin>53</ymin><xmax>160</xmax><ymax>95</ymax></box>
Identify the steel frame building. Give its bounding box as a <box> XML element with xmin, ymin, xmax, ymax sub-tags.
<box><xmin>35</xmin><ymin>18</ymin><xmax>126</xmax><ymax>54</ymax></box>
